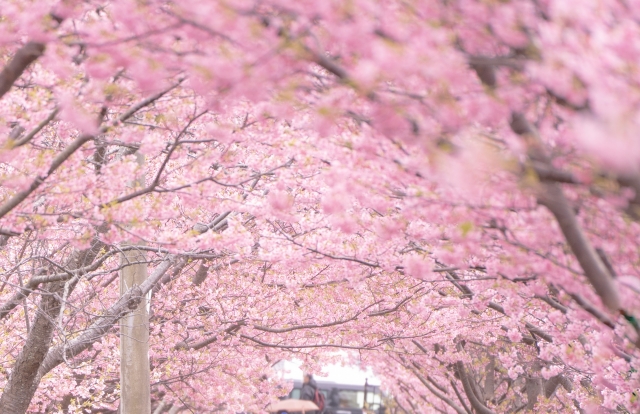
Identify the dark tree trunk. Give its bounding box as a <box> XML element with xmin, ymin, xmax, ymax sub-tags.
<box><xmin>0</xmin><ymin>280</ymin><xmax>64</xmax><ymax>413</ymax></box>
<box><xmin>0</xmin><ymin>238</ymin><xmax>105</xmax><ymax>413</ymax></box>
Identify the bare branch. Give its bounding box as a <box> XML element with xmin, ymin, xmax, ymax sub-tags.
<box><xmin>467</xmin><ymin>55</ymin><xmax>526</xmax><ymax>70</ymax></box>
<box><xmin>368</xmin><ymin>295</ymin><xmax>413</xmax><ymax>317</ymax></box>
<box><xmin>543</xmin><ymin>374</ymin><xmax>571</xmax><ymax>398</ymax></box>
<box><xmin>484</xmin><ymin>357</ymin><xmax>495</xmax><ymax>401</ymax></box>
<box><xmin>0</xmin><ymin>228</ymin><xmax>20</xmax><ymax>237</ymax></box>
<box><xmin>312</xmin><ymin>51</ymin><xmax>350</xmax><ymax>81</ymax></box>
<box><xmin>531</xmin><ymin>162</ymin><xmax>580</xmax><ymax>185</ymax></box>
<box><xmin>487</xmin><ymin>301</ymin><xmax>505</xmax><ymax>315</ymax></box>
<box><xmin>444</xmin><ymin>271</ymin><xmax>473</xmax><ymax>298</ymax></box>
<box><xmin>175</xmin><ymin>335</ymin><xmax>218</xmax><ymax>351</ymax></box>
<box><xmin>525</xmin><ymin>377</ymin><xmax>542</xmax><ymax>410</ymax></box>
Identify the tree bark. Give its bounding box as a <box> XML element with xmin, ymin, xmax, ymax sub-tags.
<box><xmin>408</xmin><ymin>367</ymin><xmax>467</xmax><ymax>414</ymax></box>
<box><xmin>0</xmin><ymin>41</ymin><xmax>45</xmax><ymax>100</ymax></box>
<box><xmin>538</xmin><ymin>182</ymin><xmax>620</xmax><ymax>310</ymax></box>
<box><xmin>455</xmin><ymin>362</ymin><xmax>496</xmax><ymax>414</ymax></box>
<box><xmin>509</xmin><ymin>112</ymin><xmax>620</xmax><ymax>311</ymax></box>
<box><xmin>484</xmin><ymin>357</ymin><xmax>495</xmax><ymax>402</ymax></box>
<box><xmin>0</xmin><ymin>239</ymin><xmax>104</xmax><ymax>413</ymax></box>
<box><xmin>525</xmin><ymin>377</ymin><xmax>542</xmax><ymax>411</ymax></box>
<box><xmin>38</xmin><ymin>257</ymin><xmax>174</xmax><ymax>378</ymax></box>
<box><xmin>0</xmin><ymin>280</ymin><xmax>64</xmax><ymax>413</ymax></box>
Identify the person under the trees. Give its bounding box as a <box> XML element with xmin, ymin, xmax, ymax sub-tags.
<box><xmin>300</xmin><ymin>374</ymin><xmax>320</xmax><ymax>414</ymax></box>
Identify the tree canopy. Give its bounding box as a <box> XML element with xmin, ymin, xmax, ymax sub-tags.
<box><xmin>0</xmin><ymin>0</ymin><xmax>639</xmax><ymax>412</ymax></box>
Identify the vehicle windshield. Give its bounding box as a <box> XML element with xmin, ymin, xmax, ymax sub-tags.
<box><xmin>290</xmin><ymin>384</ymin><xmax>381</xmax><ymax>410</ymax></box>
<box><xmin>328</xmin><ymin>390</ymin><xmax>360</xmax><ymax>409</ymax></box>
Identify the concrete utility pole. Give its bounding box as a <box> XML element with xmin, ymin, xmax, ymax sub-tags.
<box><xmin>120</xmin><ymin>152</ymin><xmax>150</xmax><ymax>414</ymax></box>
<box><xmin>363</xmin><ymin>378</ymin><xmax>368</xmax><ymax>410</ymax></box>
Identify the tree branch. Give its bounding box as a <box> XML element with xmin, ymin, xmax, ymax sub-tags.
<box><xmin>533</xmin><ymin>294</ymin><xmax>568</xmax><ymax>314</ymax></box>
<box><xmin>568</xmin><ymin>292</ymin><xmax>615</xmax><ymax>329</ymax></box>
<box><xmin>537</xmin><ymin>182</ymin><xmax>620</xmax><ymax>310</ymax></box>
<box><xmin>10</xmin><ymin>108</ymin><xmax>59</xmax><ymax>148</ymax></box>
<box><xmin>510</xmin><ymin>112</ymin><xmax>620</xmax><ymax>311</ymax></box>
<box><xmin>238</xmin><ymin>334</ymin><xmax>375</xmax><ymax>350</ymax></box>
<box><xmin>407</xmin><ymin>365</ymin><xmax>467</xmax><ymax>414</ymax></box>
<box><xmin>543</xmin><ymin>374</ymin><xmax>572</xmax><ymax>398</ymax></box>
<box><xmin>455</xmin><ymin>362</ymin><xmax>496</xmax><ymax>414</ymax></box>
<box><xmin>617</xmin><ymin>173</ymin><xmax>640</xmax><ymax>221</ymax></box>
<box><xmin>0</xmin><ymin>132</ymin><xmax>93</xmax><ymax>220</ymax></box>
<box><xmin>525</xmin><ymin>377</ymin><xmax>542</xmax><ymax>410</ymax></box>
<box><xmin>450</xmin><ymin>380</ymin><xmax>473</xmax><ymax>414</ymax></box>
<box><xmin>525</xmin><ymin>322</ymin><xmax>553</xmax><ymax>343</ymax></box>
<box><xmin>0</xmin><ymin>80</ymin><xmax>184</xmax><ymax>221</ymax></box>
<box><xmin>37</xmin><ymin>256</ymin><xmax>176</xmax><ymax>377</ymax></box>
<box><xmin>253</xmin><ymin>302</ymin><xmax>378</xmax><ymax>333</ymax></box>
<box><xmin>531</xmin><ymin>162</ymin><xmax>580</xmax><ymax>185</ymax></box>
<box><xmin>0</xmin><ymin>42</ymin><xmax>45</xmax><ymax>100</ymax></box>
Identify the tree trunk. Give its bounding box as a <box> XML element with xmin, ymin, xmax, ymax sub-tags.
<box><xmin>0</xmin><ymin>281</ymin><xmax>64</xmax><ymax>413</ymax></box>
<box><xmin>0</xmin><ymin>238</ymin><xmax>105</xmax><ymax>413</ymax></box>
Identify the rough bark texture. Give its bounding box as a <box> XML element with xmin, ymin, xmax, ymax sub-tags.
<box><xmin>0</xmin><ymin>280</ymin><xmax>64</xmax><ymax>413</ymax></box>
<box><xmin>0</xmin><ymin>240</ymin><xmax>104</xmax><ymax>413</ymax></box>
